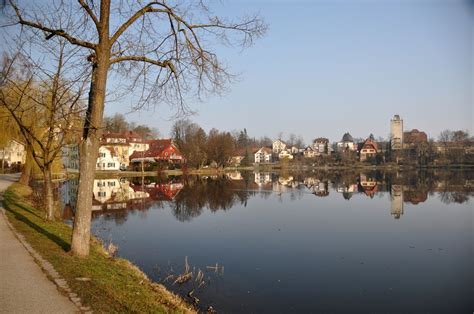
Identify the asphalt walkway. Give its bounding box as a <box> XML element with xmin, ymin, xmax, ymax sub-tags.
<box><xmin>0</xmin><ymin>174</ymin><xmax>77</xmax><ymax>313</ymax></box>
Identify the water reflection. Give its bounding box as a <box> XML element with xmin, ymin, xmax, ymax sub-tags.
<box><xmin>56</xmin><ymin>170</ymin><xmax>473</xmax><ymax>312</ymax></box>
<box><xmin>59</xmin><ymin>170</ymin><xmax>473</xmax><ymax>223</ymax></box>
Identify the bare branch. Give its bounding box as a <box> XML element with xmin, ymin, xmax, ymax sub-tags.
<box><xmin>110</xmin><ymin>55</ymin><xmax>176</xmax><ymax>72</ymax></box>
<box><xmin>8</xmin><ymin>0</ymin><xmax>96</xmax><ymax>50</ymax></box>
<box><xmin>78</xmin><ymin>0</ymin><xmax>99</xmax><ymax>29</ymax></box>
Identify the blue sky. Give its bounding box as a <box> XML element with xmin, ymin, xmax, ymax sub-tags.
<box><xmin>109</xmin><ymin>0</ymin><xmax>472</xmax><ymax>144</ymax></box>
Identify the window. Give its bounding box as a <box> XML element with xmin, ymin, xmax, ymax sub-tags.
<box><xmin>107</xmin><ymin>181</ymin><xmax>115</xmax><ymax>187</ymax></box>
<box><xmin>99</xmin><ymin>153</ymin><xmax>106</xmax><ymax>158</ymax></box>
<box><xmin>98</xmin><ymin>191</ymin><xmax>106</xmax><ymax>197</ymax></box>
<box><xmin>107</xmin><ymin>163</ymin><xmax>115</xmax><ymax>168</ymax></box>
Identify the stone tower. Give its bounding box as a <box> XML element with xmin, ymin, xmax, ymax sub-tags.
<box><xmin>390</xmin><ymin>114</ymin><xmax>403</xmax><ymax>150</ymax></box>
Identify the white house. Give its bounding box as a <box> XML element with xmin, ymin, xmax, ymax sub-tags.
<box><xmin>0</xmin><ymin>139</ymin><xmax>26</xmax><ymax>167</ymax></box>
<box><xmin>337</xmin><ymin>132</ymin><xmax>356</xmax><ymax>152</ymax></box>
<box><xmin>272</xmin><ymin>139</ymin><xmax>287</xmax><ymax>154</ymax></box>
<box><xmin>303</xmin><ymin>146</ymin><xmax>318</xmax><ymax>158</ymax></box>
<box><xmin>289</xmin><ymin>146</ymin><xmax>300</xmax><ymax>154</ymax></box>
<box><xmin>254</xmin><ymin>147</ymin><xmax>273</xmax><ymax>163</ymax></box>
<box><xmin>278</xmin><ymin>150</ymin><xmax>294</xmax><ymax>160</ymax></box>
<box><xmin>102</xmin><ymin>131</ymin><xmax>149</xmax><ymax>168</ymax></box>
<box><xmin>96</xmin><ymin>146</ymin><xmax>120</xmax><ymax>171</ymax></box>
<box><xmin>312</xmin><ymin>138</ymin><xmax>329</xmax><ymax>154</ymax></box>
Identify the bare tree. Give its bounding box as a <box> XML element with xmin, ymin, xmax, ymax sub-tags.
<box><xmin>0</xmin><ymin>44</ymin><xmax>85</xmax><ymax>220</ymax></box>
<box><xmin>206</xmin><ymin>128</ymin><xmax>235</xmax><ymax>167</ymax></box>
<box><xmin>438</xmin><ymin>129</ymin><xmax>453</xmax><ymax>151</ymax></box>
<box><xmin>171</xmin><ymin>119</ymin><xmax>207</xmax><ymax>168</ymax></box>
<box><xmin>103</xmin><ymin>113</ymin><xmax>129</xmax><ymax>132</ymax></box>
<box><xmin>5</xmin><ymin>0</ymin><xmax>266</xmax><ymax>256</ymax></box>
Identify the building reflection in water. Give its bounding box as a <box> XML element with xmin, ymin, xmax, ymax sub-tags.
<box><xmin>58</xmin><ymin>170</ymin><xmax>473</xmax><ymax>222</ymax></box>
<box><xmin>391</xmin><ymin>185</ymin><xmax>404</xmax><ymax>219</ymax></box>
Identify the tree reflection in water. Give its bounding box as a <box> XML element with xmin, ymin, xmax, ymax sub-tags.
<box><xmin>57</xmin><ymin>170</ymin><xmax>473</xmax><ymax>223</ymax></box>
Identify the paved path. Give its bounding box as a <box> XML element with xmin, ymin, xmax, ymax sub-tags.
<box><xmin>0</xmin><ymin>174</ymin><xmax>77</xmax><ymax>313</ymax></box>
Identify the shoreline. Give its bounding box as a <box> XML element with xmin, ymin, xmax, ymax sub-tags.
<box><xmin>2</xmin><ymin>182</ymin><xmax>195</xmax><ymax>313</ymax></box>
<box><xmin>63</xmin><ymin>163</ymin><xmax>474</xmax><ymax>179</ymax></box>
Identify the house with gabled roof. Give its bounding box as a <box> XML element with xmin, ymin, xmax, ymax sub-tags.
<box><xmin>254</xmin><ymin>147</ymin><xmax>273</xmax><ymax>163</ymax></box>
<box><xmin>101</xmin><ymin>131</ymin><xmax>150</xmax><ymax>168</ymax></box>
<box><xmin>303</xmin><ymin>146</ymin><xmax>318</xmax><ymax>158</ymax></box>
<box><xmin>312</xmin><ymin>138</ymin><xmax>330</xmax><ymax>154</ymax></box>
<box><xmin>129</xmin><ymin>139</ymin><xmax>184</xmax><ymax>166</ymax></box>
<box><xmin>272</xmin><ymin>139</ymin><xmax>287</xmax><ymax>154</ymax></box>
<box><xmin>358</xmin><ymin>138</ymin><xmax>378</xmax><ymax>161</ymax></box>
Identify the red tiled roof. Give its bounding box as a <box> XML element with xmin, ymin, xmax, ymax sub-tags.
<box><xmin>129</xmin><ymin>139</ymin><xmax>183</xmax><ymax>161</ymax></box>
<box><xmin>361</xmin><ymin>138</ymin><xmax>378</xmax><ymax>151</ymax></box>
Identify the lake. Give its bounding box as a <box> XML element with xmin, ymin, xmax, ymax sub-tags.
<box><xmin>60</xmin><ymin>170</ymin><xmax>473</xmax><ymax>312</ymax></box>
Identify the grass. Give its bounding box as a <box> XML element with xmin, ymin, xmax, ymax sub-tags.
<box><xmin>2</xmin><ymin>183</ymin><xmax>195</xmax><ymax>314</ymax></box>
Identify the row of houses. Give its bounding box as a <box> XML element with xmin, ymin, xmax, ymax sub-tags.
<box><xmin>252</xmin><ymin>134</ymin><xmax>381</xmax><ymax>163</ymax></box>
<box><xmin>251</xmin><ymin>115</ymin><xmax>437</xmax><ymax>163</ymax></box>
<box><xmin>62</xmin><ymin>131</ymin><xmax>185</xmax><ymax>172</ymax></box>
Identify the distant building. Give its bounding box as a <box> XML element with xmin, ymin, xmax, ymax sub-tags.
<box><xmin>102</xmin><ymin>131</ymin><xmax>149</xmax><ymax>168</ymax></box>
<box><xmin>303</xmin><ymin>146</ymin><xmax>318</xmax><ymax>158</ymax></box>
<box><xmin>336</xmin><ymin>132</ymin><xmax>356</xmax><ymax>152</ymax></box>
<box><xmin>289</xmin><ymin>146</ymin><xmax>300</xmax><ymax>154</ymax></box>
<box><xmin>229</xmin><ymin>155</ymin><xmax>245</xmax><ymax>167</ymax></box>
<box><xmin>129</xmin><ymin>139</ymin><xmax>184</xmax><ymax>166</ymax></box>
<box><xmin>403</xmin><ymin>129</ymin><xmax>428</xmax><ymax>149</ymax></box>
<box><xmin>278</xmin><ymin>150</ymin><xmax>294</xmax><ymax>160</ymax></box>
<box><xmin>254</xmin><ymin>147</ymin><xmax>273</xmax><ymax>163</ymax></box>
<box><xmin>96</xmin><ymin>146</ymin><xmax>121</xmax><ymax>171</ymax></box>
<box><xmin>312</xmin><ymin>138</ymin><xmax>329</xmax><ymax>154</ymax></box>
<box><xmin>0</xmin><ymin>139</ymin><xmax>26</xmax><ymax>167</ymax></box>
<box><xmin>359</xmin><ymin>138</ymin><xmax>378</xmax><ymax>161</ymax></box>
<box><xmin>390</xmin><ymin>114</ymin><xmax>403</xmax><ymax>150</ymax></box>
<box><xmin>272</xmin><ymin>139</ymin><xmax>287</xmax><ymax>154</ymax></box>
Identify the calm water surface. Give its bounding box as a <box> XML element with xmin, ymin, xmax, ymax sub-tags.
<box><xmin>60</xmin><ymin>170</ymin><xmax>473</xmax><ymax>313</ymax></box>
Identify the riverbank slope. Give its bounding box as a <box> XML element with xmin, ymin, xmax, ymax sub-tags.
<box><xmin>2</xmin><ymin>181</ymin><xmax>194</xmax><ymax>313</ymax></box>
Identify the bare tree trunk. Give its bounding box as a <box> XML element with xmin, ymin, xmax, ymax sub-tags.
<box><xmin>71</xmin><ymin>138</ymin><xmax>97</xmax><ymax>256</ymax></box>
<box><xmin>71</xmin><ymin>72</ymin><xmax>108</xmax><ymax>255</ymax></box>
<box><xmin>19</xmin><ymin>147</ymin><xmax>33</xmax><ymax>185</ymax></box>
<box><xmin>71</xmin><ymin>6</ymin><xmax>111</xmax><ymax>256</ymax></box>
<box><xmin>43</xmin><ymin>165</ymin><xmax>55</xmax><ymax>221</ymax></box>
